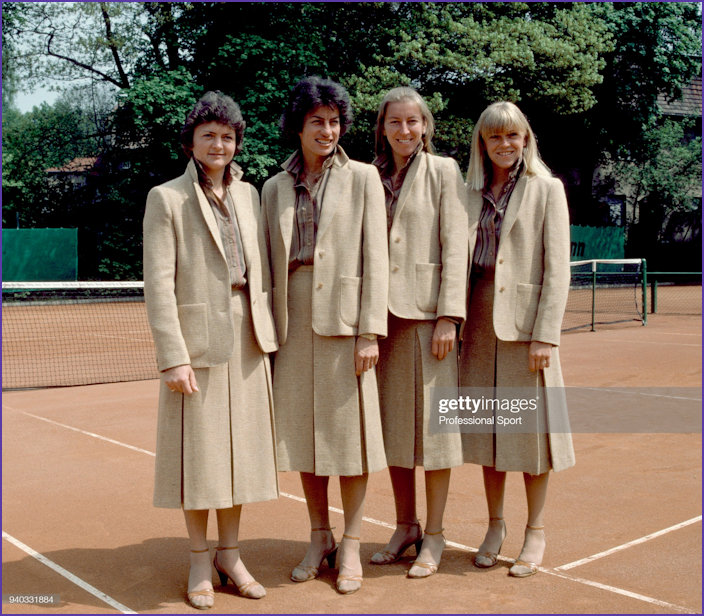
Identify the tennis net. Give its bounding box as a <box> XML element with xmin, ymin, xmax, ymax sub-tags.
<box><xmin>2</xmin><ymin>281</ymin><xmax>157</xmax><ymax>389</ymax></box>
<box><xmin>563</xmin><ymin>259</ymin><xmax>645</xmax><ymax>331</ymax></box>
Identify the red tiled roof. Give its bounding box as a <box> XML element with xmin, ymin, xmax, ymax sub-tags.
<box><xmin>658</xmin><ymin>76</ymin><xmax>702</xmax><ymax>117</ymax></box>
<box><xmin>46</xmin><ymin>157</ymin><xmax>97</xmax><ymax>174</ymax></box>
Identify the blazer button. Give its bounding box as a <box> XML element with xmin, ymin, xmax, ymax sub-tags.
<box><xmin>317</xmin><ymin>282</ymin><xmax>323</xmax><ymax>290</ymax></box>
<box><xmin>499</xmin><ymin>286</ymin><xmax>505</xmax><ymax>292</ymax></box>
<box><xmin>318</xmin><ymin>250</ymin><xmax>325</xmax><ymax>258</ymax></box>
<box><xmin>394</xmin><ymin>237</ymin><xmax>401</xmax><ymax>243</ymax></box>
<box><xmin>392</xmin><ymin>265</ymin><xmax>400</xmax><ymax>273</ymax></box>
<box><xmin>498</xmin><ymin>258</ymin><xmax>504</xmax><ymax>264</ymax></box>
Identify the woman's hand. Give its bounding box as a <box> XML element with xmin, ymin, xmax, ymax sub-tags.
<box><xmin>354</xmin><ymin>337</ymin><xmax>379</xmax><ymax>376</ymax></box>
<box><xmin>162</xmin><ymin>364</ymin><xmax>199</xmax><ymax>394</ymax></box>
<box><xmin>528</xmin><ymin>341</ymin><xmax>552</xmax><ymax>372</ymax></box>
<box><xmin>432</xmin><ymin>317</ymin><xmax>457</xmax><ymax>361</ymax></box>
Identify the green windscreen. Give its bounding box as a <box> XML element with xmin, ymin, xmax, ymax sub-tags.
<box><xmin>570</xmin><ymin>225</ymin><xmax>624</xmax><ymax>261</ymax></box>
<box><xmin>2</xmin><ymin>228</ymin><xmax>78</xmax><ymax>281</ymax></box>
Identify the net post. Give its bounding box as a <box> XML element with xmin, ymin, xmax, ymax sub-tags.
<box><xmin>641</xmin><ymin>258</ymin><xmax>647</xmax><ymax>326</ymax></box>
<box><xmin>651</xmin><ymin>278</ymin><xmax>658</xmax><ymax>314</ymax></box>
<box><xmin>591</xmin><ymin>260</ymin><xmax>597</xmax><ymax>332</ymax></box>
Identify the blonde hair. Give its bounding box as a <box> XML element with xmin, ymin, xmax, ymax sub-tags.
<box><xmin>466</xmin><ymin>101</ymin><xmax>552</xmax><ymax>190</ymax></box>
<box><xmin>374</xmin><ymin>87</ymin><xmax>435</xmax><ymax>163</ymax></box>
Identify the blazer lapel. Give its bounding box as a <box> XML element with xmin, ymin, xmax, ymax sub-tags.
<box><xmin>316</xmin><ymin>151</ymin><xmax>347</xmax><ymax>242</ymax></box>
<box><xmin>228</xmin><ymin>182</ymin><xmax>254</xmax><ymax>271</ymax></box>
<box><xmin>277</xmin><ymin>174</ymin><xmax>296</xmax><ymax>260</ymax></box>
<box><xmin>187</xmin><ymin>161</ymin><xmax>227</xmax><ymax>262</ymax></box>
<box><xmin>498</xmin><ymin>175</ymin><xmax>528</xmax><ymax>249</ymax></box>
<box><xmin>392</xmin><ymin>150</ymin><xmax>424</xmax><ymax>224</ymax></box>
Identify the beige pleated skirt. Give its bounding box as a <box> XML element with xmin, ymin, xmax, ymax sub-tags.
<box><xmin>377</xmin><ymin>314</ymin><xmax>463</xmax><ymax>470</ymax></box>
<box><xmin>273</xmin><ymin>266</ymin><xmax>387</xmax><ymax>476</ymax></box>
<box><xmin>153</xmin><ymin>288</ymin><xmax>279</xmax><ymax>510</ymax></box>
<box><xmin>459</xmin><ymin>275</ymin><xmax>575</xmax><ymax>474</ymax></box>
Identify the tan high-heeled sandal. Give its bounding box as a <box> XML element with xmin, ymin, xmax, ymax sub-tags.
<box><xmin>508</xmin><ymin>525</ymin><xmax>545</xmax><ymax>578</ymax></box>
<box><xmin>407</xmin><ymin>528</ymin><xmax>445</xmax><ymax>578</ymax></box>
<box><xmin>290</xmin><ymin>527</ymin><xmax>338</xmax><ymax>583</ymax></box>
<box><xmin>370</xmin><ymin>520</ymin><xmax>423</xmax><ymax>565</ymax></box>
<box><xmin>336</xmin><ymin>534</ymin><xmax>363</xmax><ymax>594</ymax></box>
<box><xmin>474</xmin><ymin>517</ymin><xmax>506</xmax><ymax>568</ymax></box>
<box><xmin>213</xmin><ymin>546</ymin><xmax>266</xmax><ymax>599</ymax></box>
<box><xmin>187</xmin><ymin>548</ymin><xmax>215</xmax><ymax>610</ymax></box>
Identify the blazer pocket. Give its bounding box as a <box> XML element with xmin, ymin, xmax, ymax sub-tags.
<box><xmin>515</xmin><ymin>283</ymin><xmax>542</xmax><ymax>334</ymax></box>
<box><xmin>339</xmin><ymin>276</ymin><xmax>361</xmax><ymax>328</ymax></box>
<box><xmin>415</xmin><ymin>263</ymin><xmax>441</xmax><ymax>313</ymax></box>
<box><xmin>177</xmin><ymin>303</ymin><xmax>209</xmax><ymax>359</ymax></box>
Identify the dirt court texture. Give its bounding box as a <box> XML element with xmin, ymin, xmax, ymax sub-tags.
<box><xmin>2</xmin><ymin>313</ymin><xmax>701</xmax><ymax>614</ymax></box>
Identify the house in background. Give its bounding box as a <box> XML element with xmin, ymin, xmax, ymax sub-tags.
<box><xmin>46</xmin><ymin>156</ymin><xmax>98</xmax><ymax>188</ymax></box>
<box><xmin>592</xmin><ymin>75</ymin><xmax>702</xmax><ymax>267</ymax></box>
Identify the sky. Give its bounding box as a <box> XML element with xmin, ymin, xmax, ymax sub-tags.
<box><xmin>12</xmin><ymin>86</ymin><xmax>60</xmax><ymax>113</ymax></box>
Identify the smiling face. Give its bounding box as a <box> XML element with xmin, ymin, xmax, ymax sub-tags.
<box><xmin>383</xmin><ymin>100</ymin><xmax>427</xmax><ymax>170</ymax></box>
<box><xmin>191</xmin><ymin>121</ymin><xmax>237</xmax><ymax>180</ymax></box>
<box><xmin>482</xmin><ymin>127</ymin><xmax>527</xmax><ymax>176</ymax></box>
<box><xmin>298</xmin><ymin>105</ymin><xmax>340</xmax><ymax>168</ymax></box>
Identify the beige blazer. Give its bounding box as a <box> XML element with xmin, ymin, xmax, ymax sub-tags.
<box><xmin>261</xmin><ymin>148</ymin><xmax>389</xmax><ymax>343</ymax></box>
<box><xmin>388</xmin><ymin>152</ymin><xmax>469</xmax><ymax>320</ymax></box>
<box><xmin>467</xmin><ymin>174</ymin><xmax>570</xmax><ymax>346</ymax></box>
<box><xmin>143</xmin><ymin>160</ymin><xmax>278</xmax><ymax>372</ymax></box>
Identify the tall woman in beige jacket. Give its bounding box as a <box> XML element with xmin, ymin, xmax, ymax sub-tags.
<box><xmin>261</xmin><ymin>77</ymin><xmax>389</xmax><ymax>595</ymax></box>
<box><xmin>143</xmin><ymin>92</ymin><xmax>278</xmax><ymax>608</ymax></box>
<box><xmin>370</xmin><ymin>87</ymin><xmax>468</xmax><ymax>578</ymax></box>
<box><xmin>460</xmin><ymin>101</ymin><xmax>575</xmax><ymax>578</ymax></box>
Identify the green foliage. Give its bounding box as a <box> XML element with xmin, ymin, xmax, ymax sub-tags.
<box><xmin>114</xmin><ymin>67</ymin><xmax>203</xmax><ymax>165</ymax></box>
<box><xmin>613</xmin><ymin>118</ymin><xmax>702</xmax><ymax>243</ymax></box>
<box><xmin>3</xmin><ymin>1</ymin><xmax>701</xmax><ymax>277</ymax></box>
<box><xmin>1</xmin><ymin>102</ymin><xmax>94</xmax><ymax>228</ymax></box>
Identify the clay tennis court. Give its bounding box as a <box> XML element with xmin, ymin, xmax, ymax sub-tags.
<box><xmin>2</xmin><ymin>306</ymin><xmax>701</xmax><ymax>613</ymax></box>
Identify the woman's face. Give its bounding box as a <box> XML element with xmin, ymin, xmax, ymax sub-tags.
<box><xmin>192</xmin><ymin>121</ymin><xmax>237</xmax><ymax>177</ymax></box>
<box><xmin>298</xmin><ymin>105</ymin><xmax>340</xmax><ymax>163</ymax></box>
<box><xmin>483</xmin><ymin>127</ymin><xmax>527</xmax><ymax>174</ymax></box>
<box><xmin>383</xmin><ymin>100</ymin><xmax>426</xmax><ymax>166</ymax></box>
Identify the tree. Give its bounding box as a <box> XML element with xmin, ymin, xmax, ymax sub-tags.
<box><xmin>610</xmin><ymin>118</ymin><xmax>702</xmax><ymax>268</ymax></box>
<box><xmin>3</xmin><ymin>2</ymin><xmax>701</xmax><ymax>277</ymax></box>
<box><xmin>560</xmin><ymin>2</ymin><xmax>702</xmax><ymax>226</ymax></box>
<box><xmin>3</xmin><ymin>1</ymin><xmax>152</xmax><ymax>91</ymax></box>
<box><xmin>1</xmin><ymin>100</ymin><xmax>95</xmax><ymax>228</ymax></box>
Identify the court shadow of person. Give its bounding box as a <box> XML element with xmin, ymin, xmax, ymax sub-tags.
<box><xmin>3</xmin><ymin>536</ymin><xmax>318</xmax><ymax>612</ymax></box>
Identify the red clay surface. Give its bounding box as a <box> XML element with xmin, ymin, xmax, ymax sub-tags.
<box><xmin>2</xmin><ymin>313</ymin><xmax>701</xmax><ymax>614</ymax></box>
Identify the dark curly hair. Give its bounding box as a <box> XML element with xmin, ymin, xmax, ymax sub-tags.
<box><xmin>180</xmin><ymin>91</ymin><xmax>246</xmax><ymax>157</ymax></box>
<box><xmin>279</xmin><ymin>76</ymin><xmax>353</xmax><ymax>146</ymax></box>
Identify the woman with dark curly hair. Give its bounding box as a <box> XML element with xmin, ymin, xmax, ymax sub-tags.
<box><xmin>261</xmin><ymin>76</ymin><xmax>389</xmax><ymax>594</ymax></box>
<box><xmin>144</xmin><ymin>91</ymin><xmax>279</xmax><ymax>608</ymax></box>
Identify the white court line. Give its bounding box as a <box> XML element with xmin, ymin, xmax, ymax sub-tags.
<box><xmin>556</xmin><ymin>516</ymin><xmax>702</xmax><ymax>570</ymax></box>
<box><xmin>642</xmin><ymin>332</ymin><xmax>701</xmax><ymax>337</ymax></box>
<box><xmin>573</xmin><ymin>387</ymin><xmax>701</xmax><ymax>401</ymax></box>
<box><xmin>10</xmin><ymin>409</ymin><xmax>155</xmax><ymax>457</ymax></box>
<box><xmin>543</xmin><ymin>569</ymin><xmax>698</xmax><ymax>614</ymax></box>
<box><xmin>7</xmin><ymin>408</ymin><xmax>699</xmax><ymax>614</ymax></box>
<box><xmin>2</xmin><ymin>531</ymin><xmax>137</xmax><ymax>614</ymax></box>
<box><xmin>279</xmin><ymin>492</ymin><xmax>696</xmax><ymax>613</ymax></box>
<box><xmin>599</xmin><ymin>338</ymin><xmax>700</xmax><ymax>347</ymax></box>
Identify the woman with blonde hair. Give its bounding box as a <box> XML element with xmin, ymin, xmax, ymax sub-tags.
<box><xmin>143</xmin><ymin>91</ymin><xmax>279</xmax><ymax>608</ymax></box>
<box><xmin>370</xmin><ymin>86</ymin><xmax>468</xmax><ymax>578</ymax></box>
<box><xmin>461</xmin><ymin>101</ymin><xmax>574</xmax><ymax>577</ymax></box>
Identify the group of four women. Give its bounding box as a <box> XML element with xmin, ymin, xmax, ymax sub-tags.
<box><xmin>143</xmin><ymin>76</ymin><xmax>575</xmax><ymax>609</ymax></box>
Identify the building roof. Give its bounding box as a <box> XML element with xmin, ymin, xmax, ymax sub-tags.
<box><xmin>46</xmin><ymin>157</ymin><xmax>98</xmax><ymax>174</ymax></box>
<box><xmin>657</xmin><ymin>76</ymin><xmax>702</xmax><ymax>117</ymax></box>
